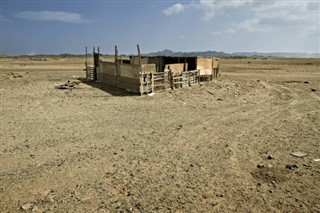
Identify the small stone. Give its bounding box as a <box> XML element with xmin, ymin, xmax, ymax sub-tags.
<box><xmin>311</xmin><ymin>88</ymin><xmax>316</xmax><ymax>92</ymax></box>
<box><xmin>257</xmin><ymin>163</ymin><xmax>265</xmax><ymax>169</ymax></box>
<box><xmin>286</xmin><ymin>164</ymin><xmax>298</xmax><ymax>170</ymax></box>
<box><xmin>32</xmin><ymin>206</ymin><xmax>38</xmax><ymax>212</ymax></box>
<box><xmin>216</xmin><ymin>193</ymin><xmax>224</xmax><ymax>197</ymax></box>
<box><xmin>267</xmin><ymin>164</ymin><xmax>273</xmax><ymax>168</ymax></box>
<box><xmin>21</xmin><ymin>203</ymin><xmax>33</xmax><ymax>211</ymax></box>
<box><xmin>303</xmin><ymin>164</ymin><xmax>311</xmax><ymax>168</ymax></box>
<box><xmin>210</xmin><ymin>202</ymin><xmax>218</xmax><ymax>207</ymax></box>
<box><xmin>267</xmin><ymin>155</ymin><xmax>274</xmax><ymax>160</ymax></box>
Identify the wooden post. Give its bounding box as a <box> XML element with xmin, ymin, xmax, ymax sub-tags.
<box><xmin>85</xmin><ymin>46</ymin><xmax>87</xmax><ymax>66</ymax></box>
<box><xmin>93</xmin><ymin>47</ymin><xmax>95</xmax><ymax>53</ymax></box>
<box><xmin>115</xmin><ymin>45</ymin><xmax>118</xmax><ymax>86</ymax></box>
<box><xmin>85</xmin><ymin>47</ymin><xmax>88</xmax><ymax>79</ymax></box>
<box><xmin>115</xmin><ymin>46</ymin><xmax>118</xmax><ymax>63</ymax></box>
<box><xmin>168</xmin><ymin>66</ymin><xmax>173</xmax><ymax>90</ymax></box>
<box><xmin>212</xmin><ymin>58</ymin><xmax>214</xmax><ymax>79</ymax></box>
<box><xmin>98</xmin><ymin>46</ymin><xmax>100</xmax><ymax>54</ymax></box>
<box><xmin>211</xmin><ymin>58</ymin><xmax>218</xmax><ymax>81</ymax></box>
<box><xmin>137</xmin><ymin>44</ymin><xmax>141</xmax><ymax>65</ymax></box>
<box><xmin>151</xmin><ymin>72</ymin><xmax>154</xmax><ymax>93</ymax></box>
<box><xmin>217</xmin><ymin>63</ymin><xmax>220</xmax><ymax>78</ymax></box>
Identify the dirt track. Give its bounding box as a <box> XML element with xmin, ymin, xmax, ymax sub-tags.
<box><xmin>0</xmin><ymin>56</ymin><xmax>319</xmax><ymax>212</ymax></box>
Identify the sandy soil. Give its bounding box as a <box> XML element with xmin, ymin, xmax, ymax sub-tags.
<box><xmin>0</xmin><ymin>56</ymin><xmax>319</xmax><ymax>212</ymax></box>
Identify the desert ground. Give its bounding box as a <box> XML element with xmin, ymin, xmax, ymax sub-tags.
<box><xmin>0</xmin><ymin>56</ymin><xmax>319</xmax><ymax>212</ymax></box>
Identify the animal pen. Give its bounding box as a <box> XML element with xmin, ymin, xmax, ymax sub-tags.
<box><xmin>85</xmin><ymin>46</ymin><xmax>220</xmax><ymax>95</ymax></box>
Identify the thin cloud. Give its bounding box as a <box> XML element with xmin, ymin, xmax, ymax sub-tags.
<box><xmin>163</xmin><ymin>0</ymin><xmax>253</xmax><ymax>20</ymax></box>
<box><xmin>254</xmin><ymin>1</ymin><xmax>318</xmax><ymax>23</ymax></box>
<box><xmin>163</xmin><ymin>3</ymin><xmax>186</xmax><ymax>16</ymax></box>
<box><xmin>164</xmin><ymin>0</ymin><xmax>318</xmax><ymax>24</ymax></box>
<box><xmin>16</xmin><ymin>11</ymin><xmax>87</xmax><ymax>24</ymax></box>
<box><xmin>0</xmin><ymin>15</ymin><xmax>14</xmax><ymax>23</ymax></box>
<box><xmin>238</xmin><ymin>18</ymin><xmax>273</xmax><ymax>33</ymax></box>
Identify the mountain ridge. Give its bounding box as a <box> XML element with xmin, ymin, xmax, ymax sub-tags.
<box><xmin>144</xmin><ymin>49</ymin><xmax>320</xmax><ymax>58</ymax></box>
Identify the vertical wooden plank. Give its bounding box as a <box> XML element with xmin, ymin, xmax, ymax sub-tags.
<box><xmin>140</xmin><ymin>73</ymin><xmax>144</xmax><ymax>95</ymax></box>
<box><xmin>169</xmin><ymin>67</ymin><xmax>174</xmax><ymax>90</ymax></box>
<box><xmin>115</xmin><ymin>46</ymin><xmax>118</xmax><ymax>63</ymax></box>
<box><xmin>212</xmin><ymin>57</ymin><xmax>215</xmax><ymax>79</ymax></box>
<box><xmin>137</xmin><ymin>44</ymin><xmax>141</xmax><ymax>65</ymax></box>
<box><xmin>85</xmin><ymin>47</ymin><xmax>88</xmax><ymax>79</ymax></box>
<box><xmin>151</xmin><ymin>72</ymin><xmax>154</xmax><ymax>93</ymax></box>
<box><xmin>85</xmin><ymin>46</ymin><xmax>87</xmax><ymax>66</ymax></box>
<box><xmin>115</xmin><ymin>45</ymin><xmax>118</xmax><ymax>86</ymax></box>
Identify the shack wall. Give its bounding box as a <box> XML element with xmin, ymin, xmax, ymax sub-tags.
<box><xmin>141</xmin><ymin>64</ymin><xmax>156</xmax><ymax>72</ymax></box>
<box><xmin>130</xmin><ymin>57</ymin><xmax>149</xmax><ymax>65</ymax></box>
<box><xmin>197</xmin><ymin>57</ymin><xmax>213</xmax><ymax>75</ymax></box>
<box><xmin>164</xmin><ymin>63</ymin><xmax>187</xmax><ymax>75</ymax></box>
<box><xmin>98</xmin><ymin>61</ymin><xmax>117</xmax><ymax>86</ymax></box>
<box><xmin>212</xmin><ymin>58</ymin><xmax>219</xmax><ymax>68</ymax></box>
<box><xmin>97</xmin><ymin>60</ymin><xmax>156</xmax><ymax>94</ymax></box>
<box><xmin>119</xmin><ymin>63</ymin><xmax>141</xmax><ymax>78</ymax></box>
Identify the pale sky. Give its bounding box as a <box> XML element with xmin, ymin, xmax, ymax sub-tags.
<box><xmin>1</xmin><ymin>0</ymin><xmax>319</xmax><ymax>55</ymax></box>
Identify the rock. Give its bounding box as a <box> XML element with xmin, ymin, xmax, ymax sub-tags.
<box><xmin>311</xmin><ymin>88</ymin><xmax>316</xmax><ymax>92</ymax></box>
<box><xmin>303</xmin><ymin>164</ymin><xmax>311</xmax><ymax>168</ymax></box>
<box><xmin>267</xmin><ymin>155</ymin><xmax>274</xmax><ymax>160</ymax></box>
<box><xmin>286</xmin><ymin>164</ymin><xmax>298</xmax><ymax>170</ymax></box>
<box><xmin>216</xmin><ymin>193</ymin><xmax>224</xmax><ymax>197</ymax></box>
<box><xmin>290</xmin><ymin>151</ymin><xmax>309</xmax><ymax>158</ymax></box>
<box><xmin>43</xmin><ymin>194</ymin><xmax>54</xmax><ymax>203</ymax></box>
<box><xmin>55</xmin><ymin>80</ymin><xmax>77</xmax><ymax>90</ymax></box>
<box><xmin>304</xmin><ymin>81</ymin><xmax>309</xmax><ymax>84</ymax></box>
<box><xmin>20</xmin><ymin>203</ymin><xmax>33</xmax><ymax>211</ymax></box>
<box><xmin>32</xmin><ymin>206</ymin><xmax>38</xmax><ymax>212</ymax></box>
<box><xmin>210</xmin><ymin>202</ymin><xmax>218</xmax><ymax>207</ymax></box>
<box><xmin>257</xmin><ymin>163</ymin><xmax>265</xmax><ymax>169</ymax></box>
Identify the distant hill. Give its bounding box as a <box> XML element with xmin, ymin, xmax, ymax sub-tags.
<box><xmin>145</xmin><ymin>49</ymin><xmax>320</xmax><ymax>58</ymax></box>
<box><xmin>145</xmin><ymin>49</ymin><xmax>229</xmax><ymax>57</ymax></box>
<box><xmin>232</xmin><ymin>52</ymin><xmax>320</xmax><ymax>58</ymax></box>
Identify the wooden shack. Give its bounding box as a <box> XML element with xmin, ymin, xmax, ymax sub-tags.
<box><xmin>86</xmin><ymin>46</ymin><xmax>220</xmax><ymax>95</ymax></box>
